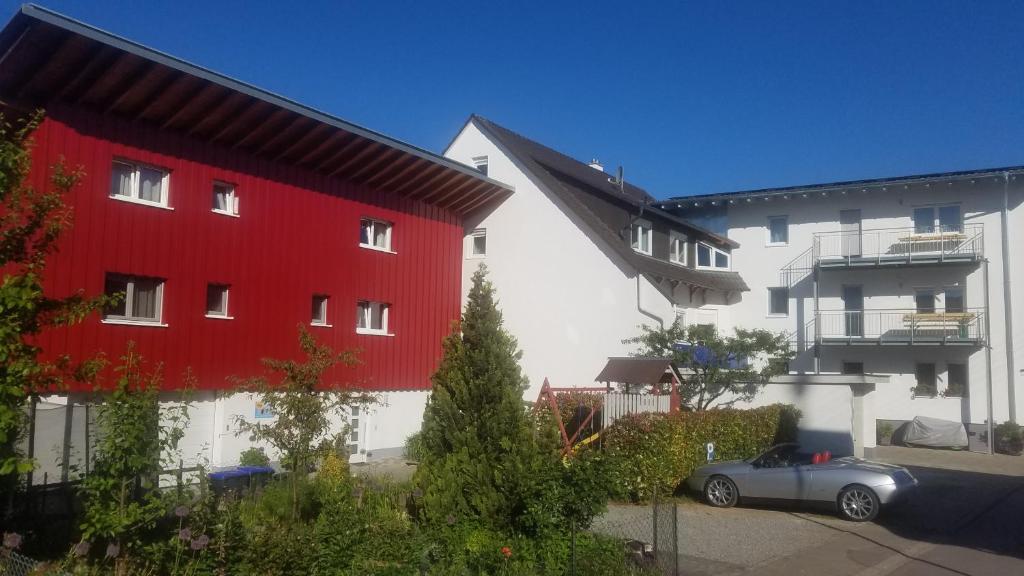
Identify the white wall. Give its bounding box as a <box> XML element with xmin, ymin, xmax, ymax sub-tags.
<box><xmin>446</xmin><ymin>121</ymin><xmax>722</xmax><ymax>399</ymax></box>
<box><xmin>733</xmin><ymin>383</ymin><xmax>857</xmax><ymax>455</ymax></box>
<box><xmin>716</xmin><ymin>176</ymin><xmax>1023</xmax><ymax>425</ymax></box>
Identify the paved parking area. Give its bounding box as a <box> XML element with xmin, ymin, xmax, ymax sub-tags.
<box><xmin>594</xmin><ymin>447</ymin><xmax>1024</xmax><ymax>575</ymax></box>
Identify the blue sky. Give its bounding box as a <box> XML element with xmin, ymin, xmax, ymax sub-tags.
<box><xmin>4</xmin><ymin>1</ymin><xmax>1023</xmax><ymax>198</ymax></box>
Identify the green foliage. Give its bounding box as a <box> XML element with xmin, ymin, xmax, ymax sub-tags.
<box><xmin>235</xmin><ymin>324</ymin><xmax>375</xmax><ymax>518</ymax></box>
<box><xmin>535</xmin><ymin>391</ymin><xmax>604</xmax><ymax>443</ymax></box>
<box><xmin>600</xmin><ymin>404</ymin><xmax>801</xmax><ymax>501</ymax></box>
<box><xmin>403</xmin><ymin>430</ymin><xmax>426</xmax><ymax>462</ymax></box>
<box><xmin>0</xmin><ymin>111</ymin><xmax>113</xmax><ymax>479</ymax></box>
<box><xmin>994</xmin><ymin>421</ymin><xmax>1022</xmax><ymax>456</ymax></box>
<box><xmin>238</xmin><ymin>447</ymin><xmax>270</xmax><ymax>467</ymax></box>
<box><xmin>623</xmin><ymin>321</ymin><xmax>793</xmax><ymax>411</ymax></box>
<box><xmin>876</xmin><ymin>421</ymin><xmax>894</xmax><ymax>444</ymax></box>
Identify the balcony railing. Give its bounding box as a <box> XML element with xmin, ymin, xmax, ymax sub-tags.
<box><xmin>812</xmin><ymin>308</ymin><xmax>986</xmax><ymax>345</ymax></box>
<box><xmin>813</xmin><ymin>223</ymin><xmax>983</xmax><ymax>268</ymax></box>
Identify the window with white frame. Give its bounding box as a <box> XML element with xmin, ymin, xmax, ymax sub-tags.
<box><xmin>630</xmin><ymin>219</ymin><xmax>653</xmax><ymax>255</ymax></box>
<box><xmin>696</xmin><ymin>242</ymin><xmax>730</xmax><ymax>270</ymax></box>
<box><xmin>915</xmin><ymin>289</ymin><xmax>935</xmax><ymax>314</ymax></box>
<box><xmin>669</xmin><ymin>231</ymin><xmax>687</xmax><ymax>265</ymax></box>
<box><xmin>205</xmin><ymin>284</ymin><xmax>231</xmax><ymax>318</ymax></box>
<box><xmin>212</xmin><ymin>182</ymin><xmax>239</xmax><ymax>216</ymax></box>
<box><xmin>472</xmin><ymin>155</ymin><xmax>489</xmax><ymax>176</ymax></box>
<box><xmin>469</xmin><ymin>228</ymin><xmax>487</xmax><ymax>258</ymax></box>
<box><xmin>944</xmin><ymin>287</ymin><xmax>964</xmax><ymax>313</ymax></box>
<box><xmin>913</xmin><ymin>204</ymin><xmax>961</xmax><ymax>234</ymax></box>
<box><xmin>311</xmin><ymin>295</ymin><xmax>330</xmax><ymax>326</ymax></box>
<box><xmin>356</xmin><ymin>300</ymin><xmax>390</xmax><ymax>335</ymax></box>
<box><xmin>103</xmin><ymin>273</ymin><xmax>165</xmax><ymax>324</ymax></box>
<box><xmin>109</xmin><ymin>160</ymin><xmax>169</xmax><ymax>207</ymax></box>
<box><xmin>768</xmin><ymin>287</ymin><xmax>789</xmax><ymax>316</ymax></box>
<box><xmin>360</xmin><ymin>218</ymin><xmax>393</xmax><ymax>252</ymax></box>
<box><xmin>767</xmin><ymin>216</ymin><xmax>789</xmax><ymax>245</ymax></box>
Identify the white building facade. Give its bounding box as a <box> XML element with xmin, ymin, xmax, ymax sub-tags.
<box><xmin>445</xmin><ymin>116</ymin><xmax>747</xmax><ymax>400</ymax></box>
<box><xmin>661</xmin><ymin>167</ymin><xmax>1024</xmax><ymax>452</ymax></box>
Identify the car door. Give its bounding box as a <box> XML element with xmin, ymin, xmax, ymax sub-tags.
<box><xmin>744</xmin><ymin>447</ymin><xmax>813</xmax><ymax>501</ymax></box>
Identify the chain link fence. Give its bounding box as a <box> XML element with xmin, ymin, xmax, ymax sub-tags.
<box><xmin>587</xmin><ymin>495</ymin><xmax>680</xmax><ymax>575</ymax></box>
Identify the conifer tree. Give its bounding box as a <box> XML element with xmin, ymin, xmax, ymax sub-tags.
<box><xmin>416</xmin><ymin>265</ymin><xmax>562</xmax><ymax>536</ymax></box>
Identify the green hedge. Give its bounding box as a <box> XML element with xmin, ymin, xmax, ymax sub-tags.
<box><xmin>600</xmin><ymin>404</ymin><xmax>801</xmax><ymax>501</ymax></box>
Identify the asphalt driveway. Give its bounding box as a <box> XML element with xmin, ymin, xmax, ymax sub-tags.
<box><xmin>593</xmin><ymin>446</ymin><xmax>1024</xmax><ymax>576</ymax></box>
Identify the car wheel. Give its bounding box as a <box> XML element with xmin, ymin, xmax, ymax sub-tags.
<box><xmin>838</xmin><ymin>485</ymin><xmax>880</xmax><ymax>522</ymax></box>
<box><xmin>704</xmin><ymin>475</ymin><xmax>739</xmax><ymax>508</ymax></box>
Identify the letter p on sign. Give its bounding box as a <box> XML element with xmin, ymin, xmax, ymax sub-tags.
<box><xmin>706</xmin><ymin>442</ymin><xmax>715</xmax><ymax>462</ymax></box>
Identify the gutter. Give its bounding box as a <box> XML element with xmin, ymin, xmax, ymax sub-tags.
<box><xmin>1001</xmin><ymin>172</ymin><xmax>1016</xmax><ymax>422</ymax></box>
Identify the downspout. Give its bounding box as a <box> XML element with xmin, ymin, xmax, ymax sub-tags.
<box><xmin>984</xmin><ymin>258</ymin><xmax>994</xmax><ymax>454</ymax></box>
<box><xmin>1000</xmin><ymin>171</ymin><xmax>1016</xmax><ymax>422</ymax></box>
<box><xmin>637</xmin><ymin>274</ymin><xmax>664</xmax><ymax>329</ymax></box>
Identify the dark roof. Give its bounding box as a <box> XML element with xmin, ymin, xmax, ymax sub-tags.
<box><xmin>470</xmin><ymin>116</ymin><xmax>747</xmax><ymax>294</ymax></box>
<box><xmin>656</xmin><ymin>165</ymin><xmax>1024</xmax><ymax>206</ymax></box>
<box><xmin>595</xmin><ymin>357</ymin><xmax>673</xmax><ymax>384</ymax></box>
<box><xmin>0</xmin><ymin>4</ymin><xmax>511</xmax><ymax>215</ymax></box>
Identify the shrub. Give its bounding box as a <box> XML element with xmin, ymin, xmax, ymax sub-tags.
<box><xmin>238</xmin><ymin>447</ymin><xmax>270</xmax><ymax>467</ymax></box>
<box><xmin>876</xmin><ymin>421</ymin><xmax>894</xmax><ymax>444</ymax></box>
<box><xmin>994</xmin><ymin>421</ymin><xmax>1023</xmax><ymax>456</ymax></box>
<box><xmin>403</xmin><ymin>430</ymin><xmax>426</xmax><ymax>462</ymax></box>
<box><xmin>600</xmin><ymin>404</ymin><xmax>801</xmax><ymax>500</ymax></box>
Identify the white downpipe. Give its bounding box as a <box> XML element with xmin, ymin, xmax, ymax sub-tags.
<box><xmin>636</xmin><ymin>274</ymin><xmax>664</xmax><ymax>329</ymax></box>
<box><xmin>1001</xmin><ymin>172</ymin><xmax>1016</xmax><ymax>422</ymax></box>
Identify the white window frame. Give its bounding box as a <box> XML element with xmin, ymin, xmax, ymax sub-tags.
<box><xmin>467</xmin><ymin>228</ymin><xmax>487</xmax><ymax>259</ymax></box>
<box><xmin>359</xmin><ymin>218</ymin><xmax>394</xmax><ymax>253</ymax></box>
<box><xmin>205</xmin><ymin>284</ymin><xmax>232</xmax><ymax>319</ymax></box>
<box><xmin>472</xmin><ymin>155</ymin><xmax>489</xmax><ymax>176</ymax></box>
<box><xmin>767</xmin><ymin>287</ymin><xmax>789</xmax><ymax>317</ymax></box>
<box><xmin>109</xmin><ymin>159</ymin><xmax>172</xmax><ymax>209</ymax></box>
<box><xmin>311</xmin><ymin>295</ymin><xmax>331</xmax><ymax>327</ymax></box>
<box><xmin>766</xmin><ymin>215</ymin><xmax>789</xmax><ymax>246</ymax></box>
<box><xmin>912</xmin><ymin>203</ymin><xmax>962</xmax><ymax>234</ymax></box>
<box><xmin>102</xmin><ymin>274</ymin><xmax>167</xmax><ymax>327</ymax></box>
<box><xmin>630</xmin><ymin>218</ymin><xmax>653</xmax><ymax>255</ymax></box>
<box><xmin>356</xmin><ymin>300</ymin><xmax>391</xmax><ymax>336</ymax></box>
<box><xmin>669</xmin><ymin>231</ymin><xmax>687</xmax><ymax>266</ymax></box>
<box><xmin>212</xmin><ymin>181</ymin><xmax>240</xmax><ymax>217</ymax></box>
<box><xmin>696</xmin><ymin>242</ymin><xmax>730</xmax><ymax>270</ymax></box>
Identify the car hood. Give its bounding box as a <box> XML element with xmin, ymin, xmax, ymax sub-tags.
<box><xmin>692</xmin><ymin>460</ymin><xmax>752</xmax><ymax>476</ymax></box>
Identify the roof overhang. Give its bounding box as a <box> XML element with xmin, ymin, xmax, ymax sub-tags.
<box><xmin>657</xmin><ymin>166</ymin><xmax>1024</xmax><ymax>208</ymax></box>
<box><xmin>771</xmin><ymin>374</ymin><xmax>891</xmax><ymax>386</ymax></box>
<box><xmin>0</xmin><ymin>4</ymin><xmax>512</xmax><ymax>215</ymax></box>
<box><xmin>595</xmin><ymin>357</ymin><xmax>674</xmax><ymax>384</ymax></box>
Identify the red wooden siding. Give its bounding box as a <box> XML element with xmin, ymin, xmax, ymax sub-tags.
<box><xmin>32</xmin><ymin>105</ymin><xmax>463</xmax><ymax>392</ymax></box>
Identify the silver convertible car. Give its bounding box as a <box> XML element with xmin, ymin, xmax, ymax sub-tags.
<box><xmin>687</xmin><ymin>443</ymin><xmax>918</xmax><ymax>521</ymax></box>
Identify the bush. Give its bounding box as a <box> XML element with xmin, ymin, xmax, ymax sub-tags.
<box><xmin>994</xmin><ymin>421</ymin><xmax>1023</xmax><ymax>456</ymax></box>
<box><xmin>600</xmin><ymin>404</ymin><xmax>801</xmax><ymax>500</ymax></box>
<box><xmin>403</xmin><ymin>430</ymin><xmax>426</xmax><ymax>462</ymax></box>
<box><xmin>239</xmin><ymin>446</ymin><xmax>270</xmax><ymax>467</ymax></box>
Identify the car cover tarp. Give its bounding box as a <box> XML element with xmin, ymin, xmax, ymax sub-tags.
<box><xmin>901</xmin><ymin>416</ymin><xmax>968</xmax><ymax>448</ymax></box>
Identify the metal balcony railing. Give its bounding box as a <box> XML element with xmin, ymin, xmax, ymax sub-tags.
<box><xmin>812</xmin><ymin>223</ymin><xmax>983</xmax><ymax>268</ymax></box>
<box><xmin>811</xmin><ymin>308</ymin><xmax>986</xmax><ymax>345</ymax></box>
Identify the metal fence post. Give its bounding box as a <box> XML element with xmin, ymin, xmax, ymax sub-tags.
<box><xmin>672</xmin><ymin>501</ymin><xmax>679</xmax><ymax>576</ymax></box>
<box><xmin>570</xmin><ymin>518</ymin><xmax>576</xmax><ymax>576</ymax></box>
<box><xmin>652</xmin><ymin>491</ymin><xmax>658</xmax><ymax>562</ymax></box>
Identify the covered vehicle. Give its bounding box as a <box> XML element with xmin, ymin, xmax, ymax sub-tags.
<box><xmin>686</xmin><ymin>443</ymin><xmax>918</xmax><ymax>521</ymax></box>
<box><xmin>900</xmin><ymin>416</ymin><xmax>968</xmax><ymax>449</ymax></box>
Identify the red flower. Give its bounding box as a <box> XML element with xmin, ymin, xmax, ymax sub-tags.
<box><xmin>501</xmin><ymin>546</ymin><xmax>512</xmax><ymax>558</ymax></box>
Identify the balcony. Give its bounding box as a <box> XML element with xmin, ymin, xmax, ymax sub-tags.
<box><xmin>813</xmin><ymin>223</ymin><xmax>983</xmax><ymax>269</ymax></box>
<box><xmin>812</xmin><ymin>308</ymin><xmax>986</xmax><ymax>346</ymax></box>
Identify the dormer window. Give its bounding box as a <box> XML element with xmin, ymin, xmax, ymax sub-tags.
<box><xmin>696</xmin><ymin>242</ymin><xmax>730</xmax><ymax>270</ymax></box>
<box><xmin>630</xmin><ymin>219</ymin><xmax>652</xmax><ymax>255</ymax></box>
<box><xmin>669</xmin><ymin>232</ymin><xmax>687</xmax><ymax>265</ymax></box>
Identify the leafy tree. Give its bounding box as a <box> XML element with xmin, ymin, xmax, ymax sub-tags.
<box><xmin>0</xmin><ymin>111</ymin><xmax>112</xmax><ymax>478</ymax></box>
<box><xmin>624</xmin><ymin>321</ymin><xmax>793</xmax><ymax>411</ymax></box>
<box><xmin>416</xmin><ymin>265</ymin><xmax>567</xmax><ymax>543</ymax></box>
<box><xmin>235</xmin><ymin>325</ymin><xmax>374</xmax><ymax>518</ymax></box>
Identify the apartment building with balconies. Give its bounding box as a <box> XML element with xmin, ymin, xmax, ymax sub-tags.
<box><xmin>662</xmin><ymin>167</ymin><xmax>1024</xmax><ymax>453</ymax></box>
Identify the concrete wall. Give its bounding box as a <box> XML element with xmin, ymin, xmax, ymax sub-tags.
<box><xmin>732</xmin><ymin>383</ymin><xmax>857</xmax><ymax>456</ymax></box>
<box><xmin>446</xmin><ymin>121</ymin><xmax>728</xmax><ymax>398</ymax></box>
<box><xmin>697</xmin><ymin>175</ymin><xmax>1023</xmax><ymax>426</ymax></box>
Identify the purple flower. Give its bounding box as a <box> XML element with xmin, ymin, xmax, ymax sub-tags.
<box><xmin>2</xmin><ymin>532</ymin><xmax>22</xmax><ymax>550</ymax></box>
<box><xmin>178</xmin><ymin>528</ymin><xmax>192</xmax><ymax>542</ymax></box>
<box><xmin>73</xmin><ymin>541</ymin><xmax>90</xmax><ymax>558</ymax></box>
<box><xmin>174</xmin><ymin>505</ymin><xmax>190</xmax><ymax>518</ymax></box>
<box><xmin>190</xmin><ymin>534</ymin><xmax>209</xmax><ymax>551</ymax></box>
<box><xmin>104</xmin><ymin>542</ymin><xmax>120</xmax><ymax>559</ymax></box>
<box><xmin>446</xmin><ymin>514</ymin><xmax>457</xmax><ymax>526</ymax></box>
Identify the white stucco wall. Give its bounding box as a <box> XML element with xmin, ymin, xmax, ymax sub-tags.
<box><xmin>713</xmin><ymin>176</ymin><xmax>1023</xmax><ymax>426</ymax></box>
<box><xmin>446</xmin><ymin>121</ymin><xmax>725</xmax><ymax>399</ymax></box>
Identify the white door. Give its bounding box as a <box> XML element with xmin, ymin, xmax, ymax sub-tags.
<box><xmin>840</xmin><ymin>210</ymin><xmax>862</xmax><ymax>257</ymax></box>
